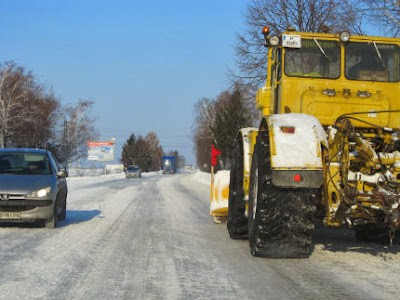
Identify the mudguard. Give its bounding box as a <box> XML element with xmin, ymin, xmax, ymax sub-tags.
<box><xmin>265</xmin><ymin>113</ymin><xmax>327</xmax><ymax>188</ymax></box>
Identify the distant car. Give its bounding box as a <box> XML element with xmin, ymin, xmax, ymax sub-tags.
<box><xmin>125</xmin><ymin>165</ymin><xmax>141</xmax><ymax>178</ymax></box>
<box><xmin>0</xmin><ymin>148</ymin><xmax>68</xmax><ymax>228</ymax></box>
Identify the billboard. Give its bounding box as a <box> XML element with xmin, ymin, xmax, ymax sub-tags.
<box><xmin>87</xmin><ymin>141</ymin><xmax>114</xmax><ymax>161</ymax></box>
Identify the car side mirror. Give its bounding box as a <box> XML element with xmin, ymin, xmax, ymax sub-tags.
<box><xmin>57</xmin><ymin>170</ymin><xmax>68</xmax><ymax>178</ymax></box>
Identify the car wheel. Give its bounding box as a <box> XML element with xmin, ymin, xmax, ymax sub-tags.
<box><xmin>45</xmin><ymin>203</ymin><xmax>58</xmax><ymax>228</ymax></box>
<box><xmin>59</xmin><ymin>195</ymin><xmax>67</xmax><ymax>221</ymax></box>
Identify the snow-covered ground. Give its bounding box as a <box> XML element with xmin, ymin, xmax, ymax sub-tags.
<box><xmin>0</xmin><ymin>170</ymin><xmax>399</xmax><ymax>299</ymax></box>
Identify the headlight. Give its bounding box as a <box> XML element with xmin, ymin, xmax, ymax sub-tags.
<box><xmin>269</xmin><ymin>35</ymin><xmax>280</xmax><ymax>46</ymax></box>
<box><xmin>26</xmin><ymin>187</ymin><xmax>51</xmax><ymax>198</ymax></box>
<box><xmin>340</xmin><ymin>31</ymin><xmax>350</xmax><ymax>42</ymax></box>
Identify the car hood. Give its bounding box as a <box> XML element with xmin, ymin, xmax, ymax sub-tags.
<box><xmin>0</xmin><ymin>174</ymin><xmax>54</xmax><ymax>194</ymax></box>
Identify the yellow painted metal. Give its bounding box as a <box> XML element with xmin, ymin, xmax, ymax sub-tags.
<box><xmin>210</xmin><ymin>207</ymin><xmax>229</xmax><ymax>217</ymax></box>
<box><xmin>257</xmin><ymin>32</ymin><xmax>400</xmax><ymax>128</ymax></box>
<box><xmin>249</xmin><ymin>130</ymin><xmax>258</xmax><ymax>156</ymax></box>
<box><xmin>271</xmin><ymin>32</ymin><xmax>400</xmax><ymax>129</ymax></box>
<box><xmin>243</xmin><ymin>130</ymin><xmax>258</xmax><ymax>201</ymax></box>
<box><xmin>273</xmin><ymin>167</ymin><xmax>321</xmax><ymax>170</ymax></box>
<box><xmin>256</xmin><ymin>87</ymin><xmax>273</xmax><ymax>114</ymax></box>
<box><xmin>210</xmin><ymin>170</ymin><xmax>230</xmax><ymax>220</ymax></box>
<box><xmin>324</xmin><ymin>162</ymin><xmax>342</xmax><ymax>227</ymax></box>
<box><xmin>242</xmin><ymin>130</ymin><xmax>258</xmax><ymax>217</ymax></box>
<box><xmin>268</xmin><ymin>125</ymin><xmax>276</xmax><ymax>156</ymax></box>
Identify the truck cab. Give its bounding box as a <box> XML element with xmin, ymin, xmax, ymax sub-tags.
<box><xmin>258</xmin><ymin>29</ymin><xmax>400</xmax><ymax>129</ymax></box>
<box><xmin>161</xmin><ymin>156</ymin><xmax>177</xmax><ymax>174</ymax></box>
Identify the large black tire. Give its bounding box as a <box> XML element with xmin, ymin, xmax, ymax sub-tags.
<box><xmin>248</xmin><ymin>130</ymin><xmax>316</xmax><ymax>258</ymax></box>
<box><xmin>227</xmin><ymin>142</ymin><xmax>248</xmax><ymax>239</ymax></box>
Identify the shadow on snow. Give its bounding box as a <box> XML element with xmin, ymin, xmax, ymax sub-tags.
<box><xmin>58</xmin><ymin>209</ymin><xmax>102</xmax><ymax>227</ymax></box>
<box><xmin>310</xmin><ymin>220</ymin><xmax>400</xmax><ymax>256</ymax></box>
<box><xmin>0</xmin><ymin>209</ymin><xmax>101</xmax><ymax>228</ymax></box>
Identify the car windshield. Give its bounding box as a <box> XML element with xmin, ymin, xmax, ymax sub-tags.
<box><xmin>0</xmin><ymin>153</ymin><xmax>52</xmax><ymax>175</ymax></box>
<box><xmin>345</xmin><ymin>42</ymin><xmax>400</xmax><ymax>82</ymax></box>
<box><xmin>284</xmin><ymin>39</ymin><xmax>341</xmax><ymax>79</ymax></box>
<box><xmin>127</xmin><ymin>166</ymin><xmax>139</xmax><ymax>171</ymax></box>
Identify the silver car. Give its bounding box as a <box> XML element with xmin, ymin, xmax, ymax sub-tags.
<box><xmin>0</xmin><ymin>149</ymin><xmax>68</xmax><ymax>228</ymax></box>
<box><xmin>125</xmin><ymin>165</ymin><xmax>142</xmax><ymax>178</ymax></box>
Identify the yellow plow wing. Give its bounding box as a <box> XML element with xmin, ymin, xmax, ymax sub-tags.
<box><xmin>210</xmin><ymin>170</ymin><xmax>230</xmax><ymax>223</ymax></box>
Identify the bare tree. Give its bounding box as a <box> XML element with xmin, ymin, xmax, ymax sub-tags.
<box><xmin>193</xmin><ymin>97</ymin><xmax>217</xmax><ymax>141</ymax></box>
<box><xmin>55</xmin><ymin>100</ymin><xmax>97</xmax><ymax>165</ymax></box>
<box><xmin>193</xmin><ymin>97</ymin><xmax>216</xmax><ymax>171</ymax></box>
<box><xmin>0</xmin><ymin>61</ymin><xmax>96</xmax><ymax>161</ymax></box>
<box><xmin>193</xmin><ymin>83</ymin><xmax>257</xmax><ymax>171</ymax></box>
<box><xmin>13</xmin><ymin>88</ymin><xmax>60</xmax><ymax>148</ymax></box>
<box><xmin>234</xmin><ymin>0</ymin><xmax>361</xmax><ymax>86</ymax></box>
<box><xmin>0</xmin><ymin>62</ymin><xmax>37</xmax><ymax>148</ymax></box>
<box><xmin>361</xmin><ymin>0</ymin><xmax>400</xmax><ymax>36</ymax></box>
<box><xmin>211</xmin><ymin>84</ymin><xmax>256</xmax><ymax>167</ymax></box>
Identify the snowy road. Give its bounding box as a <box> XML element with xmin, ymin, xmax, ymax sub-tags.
<box><xmin>1</xmin><ymin>171</ymin><xmax>400</xmax><ymax>299</ymax></box>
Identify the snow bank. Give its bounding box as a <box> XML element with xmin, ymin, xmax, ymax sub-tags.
<box><xmin>66</xmin><ymin>169</ymin><xmax>163</xmax><ymax>186</ymax></box>
<box><xmin>187</xmin><ymin>170</ymin><xmax>211</xmax><ymax>186</ymax></box>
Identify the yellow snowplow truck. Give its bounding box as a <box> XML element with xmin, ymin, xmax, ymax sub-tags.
<box><xmin>227</xmin><ymin>28</ymin><xmax>400</xmax><ymax>258</ymax></box>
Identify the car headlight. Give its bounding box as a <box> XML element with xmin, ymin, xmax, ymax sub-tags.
<box><xmin>26</xmin><ymin>187</ymin><xmax>51</xmax><ymax>198</ymax></box>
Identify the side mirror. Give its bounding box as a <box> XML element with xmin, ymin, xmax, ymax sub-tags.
<box><xmin>57</xmin><ymin>170</ymin><xmax>68</xmax><ymax>178</ymax></box>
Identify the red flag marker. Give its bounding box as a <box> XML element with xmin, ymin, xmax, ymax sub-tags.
<box><xmin>211</xmin><ymin>144</ymin><xmax>221</xmax><ymax>166</ymax></box>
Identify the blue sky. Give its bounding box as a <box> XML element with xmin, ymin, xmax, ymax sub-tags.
<box><xmin>0</xmin><ymin>0</ymin><xmax>247</xmax><ymax>165</ymax></box>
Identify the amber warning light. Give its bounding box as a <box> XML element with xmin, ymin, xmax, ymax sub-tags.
<box><xmin>280</xmin><ymin>126</ymin><xmax>295</xmax><ymax>134</ymax></box>
<box><xmin>262</xmin><ymin>26</ymin><xmax>270</xmax><ymax>35</ymax></box>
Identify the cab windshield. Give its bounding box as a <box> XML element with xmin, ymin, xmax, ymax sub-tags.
<box><xmin>284</xmin><ymin>39</ymin><xmax>340</xmax><ymax>79</ymax></box>
<box><xmin>345</xmin><ymin>42</ymin><xmax>400</xmax><ymax>82</ymax></box>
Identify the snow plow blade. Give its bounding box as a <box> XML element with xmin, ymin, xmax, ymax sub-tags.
<box><xmin>210</xmin><ymin>170</ymin><xmax>230</xmax><ymax>223</ymax></box>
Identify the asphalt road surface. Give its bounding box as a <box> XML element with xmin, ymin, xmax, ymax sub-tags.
<box><xmin>0</xmin><ymin>172</ymin><xmax>399</xmax><ymax>300</ymax></box>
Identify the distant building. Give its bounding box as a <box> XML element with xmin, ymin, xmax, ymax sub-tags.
<box><xmin>105</xmin><ymin>164</ymin><xmax>124</xmax><ymax>174</ymax></box>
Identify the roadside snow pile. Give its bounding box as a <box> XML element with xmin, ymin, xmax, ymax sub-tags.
<box><xmin>67</xmin><ymin>173</ymin><xmax>125</xmax><ymax>186</ymax></box>
<box><xmin>67</xmin><ymin>169</ymin><xmax>163</xmax><ymax>187</ymax></box>
<box><xmin>188</xmin><ymin>170</ymin><xmax>211</xmax><ymax>186</ymax></box>
<box><xmin>68</xmin><ymin>168</ymin><xmax>106</xmax><ymax>177</ymax></box>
